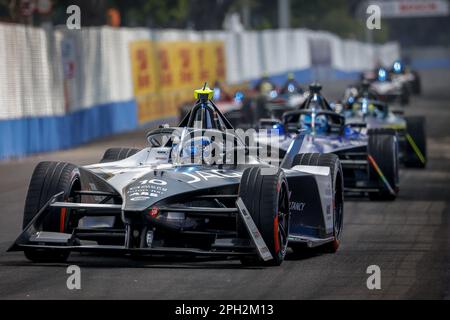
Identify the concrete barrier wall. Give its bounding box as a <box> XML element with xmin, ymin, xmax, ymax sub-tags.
<box><xmin>0</xmin><ymin>24</ymin><xmax>401</xmax><ymax>160</ymax></box>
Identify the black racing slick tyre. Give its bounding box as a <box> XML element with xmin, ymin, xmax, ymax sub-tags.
<box><xmin>404</xmin><ymin>116</ymin><xmax>427</xmax><ymax>169</ymax></box>
<box><xmin>100</xmin><ymin>148</ymin><xmax>140</xmax><ymax>163</ymax></box>
<box><xmin>289</xmin><ymin>153</ymin><xmax>344</xmax><ymax>254</ymax></box>
<box><xmin>400</xmin><ymin>85</ymin><xmax>410</xmax><ymax>106</ymax></box>
<box><xmin>22</xmin><ymin>162</ymin><xmax>81</xmax><ymax>262</ymax></box>
<box><xmin>412</xmin><ymin>72</ymin><xmax>422</xmax><ymax>95</ymax></box>
<box><xmin>368</xmin><ymin>129</ymin><xmax>399</xmax><ymax>201</ymax></box>
<box><xmin>238</xmin><ymin>167</ymin><xmax>290</xmax><ymax>266</ymax></box>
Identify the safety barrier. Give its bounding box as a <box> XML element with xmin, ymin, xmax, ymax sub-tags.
<box><xmin>0</xmin><ymin>24</ymin><xmax>401</xmax><ymax>160</ymax></box>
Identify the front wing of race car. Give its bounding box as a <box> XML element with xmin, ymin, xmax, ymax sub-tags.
<box><xmin>8</xmin><ymin>191</ymin><xmax>274</xmax><ymax>261</ymax></box>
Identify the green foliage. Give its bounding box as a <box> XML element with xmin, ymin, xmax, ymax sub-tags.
<box><xmin>0</xmin><ymin>0</ymin><xmax>390</xmax><ymax>42</ymax></box>
<box><xmin>141</xmin><ymin>0</ymin><xmax>190</xmax><ymax>27</ymax></box>
<box><xmin>0</xmin><ymin>0</ymin><xmax>11</xmax><ymax>18</ymax></box>
<box><xmin>291</xmin><ymin>0</ymin><xmax>363</xmax><ymax>39</ymax></box>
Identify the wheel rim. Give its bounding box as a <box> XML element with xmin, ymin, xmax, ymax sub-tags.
<box><xmin>276</xmin><ymin>183</ymin><xmax>289</xmax><ymax>256</ymax></box>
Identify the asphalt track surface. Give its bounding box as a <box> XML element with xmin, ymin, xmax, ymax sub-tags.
<box><xmin>0</xmin><ymin>70</ymin><xmax>449</xmax><ymax>300</ymax></box>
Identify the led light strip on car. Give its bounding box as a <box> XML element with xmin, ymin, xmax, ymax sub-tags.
<box><xmin>367</xmin><ymin>155</ymin><xmax>396</xmax><ymax>196</ymax></box>
<box><xmin>405</xmin><ymin>133</ymin><xmax>426</xmax><ymax>165</ymax></box>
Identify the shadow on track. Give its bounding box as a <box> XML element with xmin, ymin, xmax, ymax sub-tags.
<box><xmin>1</xmin><ymin>248</ymin><xmax>325</xmax><ymax>270</ymax></box>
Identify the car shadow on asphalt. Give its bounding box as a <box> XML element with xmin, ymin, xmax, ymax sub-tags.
<box><xmin>285</xmin><ymin>250</ymin><xmax>323</xmax><ymax>261</ymax></box>
<box><xmin>1</xmin><ymin>248</ymin><xmax>323</xmax><ymax>270</ymax></box>
<box><xmin>0</xmin><ymin>253</ymin><xmax>265</xmax><ymax>270</ymax></box>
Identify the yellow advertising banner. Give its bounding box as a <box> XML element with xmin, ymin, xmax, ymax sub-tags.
<box><xmin>130</xmin><ymin>40</ymin><xmax>226</xmax><ymax>124</ymax></box>
<box><xmin>130</xmin><ymin>41</ymin><xmax>157</xmax><ymax>95</ymax></box>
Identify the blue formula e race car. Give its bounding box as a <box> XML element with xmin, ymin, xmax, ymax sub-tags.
<box><xmin>257</xmin><ymin>83</ymin><xmax>400</xmax><ymax>201</ymax></box>
<box><xmin>342</xmin><ymin>82</ymin><xmax>427</xmax><ymax>168</ymax></box>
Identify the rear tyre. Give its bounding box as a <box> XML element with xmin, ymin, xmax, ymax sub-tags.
<box><xmin>412</xmin><ymin>72</ymin><xmax>422</xmax><ymax>95</ymax></box>
<box><xmin>368</xmin><ymin>129</ymin><xmax>399</xmax><ymax>201</ymax></box>
<box><xmin>100</xmin><ymin>148</ymin><xmax>140</xmax><ymax>163</ymax></box>
<box><xmin>400</xmin><ymin>85</ymin><xmax>410</xmax><ymax>106</ymax></box>
<box><xmin>404</xmin><ymin>116</ymin><xmax>427</xmax><ymax>169</ymax></box>
<box><xmin>255</xmin><ymin>96</ymin><xmax>269</xmax><ymax>123</ymax></box>
<box><xmin>289</xmin><ymin>154</ymin><xmax>344</xmax><ymax>254</ymax></box>
<box><xmin>23</xmin><ymin>162</ymin><xmax>81</xmax><ymax>262</ymax></box>
<box><xmin>238</xmin><ymin>167</ymin><xmax>290</xmax><ymax>266</ymax></box>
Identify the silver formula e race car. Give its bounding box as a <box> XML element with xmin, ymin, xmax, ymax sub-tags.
<box><xmin>361</xmin><ymin>67</ymin><xmax>411</xmax><ymax>105</ymax></box>
<box><xmin>9</xmin><ymin>86</ymin><xmax>344</xmax><ymax>266</ymax></box>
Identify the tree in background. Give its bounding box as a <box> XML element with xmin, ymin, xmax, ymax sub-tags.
<box><xmin>291</xmin><ymin>0</ymin><xmax>389</xmax><ymax>42</ymax></box>
<box><xmin>0</xmin><ymin>0</ymin><xmax>393</xmax><ymax>43</ymax></box>
<box><xmin>113</xmin><ymin>0</ymin><xmax>235</xmax><ymax>30</ymax></box>
<box><xmin>113</xmin><ymin>0</ymin><xmax>189</xmax><ymax>28</ymax></box>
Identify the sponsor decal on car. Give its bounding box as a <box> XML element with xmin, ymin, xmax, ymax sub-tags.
<box><xmin>182</xmin><ymin>170</ymin><xmax>242</xmax><ymax>184</ymax></box>
<box><xmin>128</xmin><ymin>179</ymin><xmax>169</xmax><ymax>201</ymax></box>
<box><xmin>289</xmin><ymin>202</ymin><xmax>306</xmax><ymax>213</ymax></box>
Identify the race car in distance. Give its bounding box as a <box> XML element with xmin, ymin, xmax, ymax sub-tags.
<box><xmin>244</xmin><ymin>73</ymin><xmax>307</xmax><ymax>126</ymax></box>
<box><xmin>342</xmin><ymin>82</ymin><xmax>427</xmax><ymax>168</ymax></box>
<box><xmin>390</xmin><ymin>60</ymin><xmax>422</xmax><ymax>95</ymax></box>
<box><xmin>257</xmin><ymin>83</ymin><xmax>400</xmax><ymax>201</ymax></box>
<box><xmin>9</xmin><ymin>86</ymin><xmax>344</xmax><ymax>265</ymax></box>
<box><xmin>361</xmin><ymin>67</ymin><xmax>411</xmax><ymax>105</ymax></box>
<box><xmin>178</xmin><ymin>81</ymin><xmax>253</xmax><ymax>129</ymax></box>
<box><xmin>254</xmin><ymin>74</ymin><xmax>307</xmax><ymax>122</ymax></box>
<box><xmin>179</xmin><ymin>75</ymin><xmax>306</xmax><ymax>130</ymax></box>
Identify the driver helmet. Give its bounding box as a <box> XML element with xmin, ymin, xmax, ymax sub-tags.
<box><xmin>344</xmin><ymin>87</ymin><xmax>358</xmax><ymax>107</ymax></box>
<box><xmin>300</xmin><ymin>114</ymin><xmax>312</xmax><ymax>132</ymax></box>
<box><xmin>392</xmin><ymin>61</ymin><xmax>404</xmax><ymax>74</ymax></box>
<box><xmin>260</xmin><ymin>81</ymin><xmax>274</xmax><ymax>95</ymax></box>
<box><xmin>180</xmin><ymin>136</ymin><xmax>212</xmax><ymax>164</ymax></box>
<box><xmin>315</xmin><ymin>115</ymin><xmax>328</xmax><ymax>134</ymax></box>
<box><xmin>377</xmin><ymin>68</ymin><xmax>388</xmax><ymax>82</ymax></box>
<box><xmin>300</xmin><ymin>114</ymin><xmax>328</xmax><ymax>134</ymax></box>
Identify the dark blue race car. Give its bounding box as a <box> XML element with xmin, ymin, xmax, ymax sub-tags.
<box><xmin>342</xmin><ymin>82</ymin><xmax>427</xmax><ymax>169</ymax></box>
<box><xmin>257</xmin><ymin>83</ymin><xmax>400</xmax><ymax>201</ymax></box>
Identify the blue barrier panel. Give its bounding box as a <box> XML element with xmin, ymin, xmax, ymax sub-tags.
<box><xmin>249</xmin><ymin>69</ymin><xmax>313</xmax><ymax>88</ymax></box>
<box><xmin>331</xmin><ymin>70</ymin><xmax>361</xmax><ymax>81</ymax></box>
<box><xmin>412</xmin><ymin>58</ymin><xmax>450</xmax><ymax>70</ymax></box>
<box><xmin>248</xmin><ymin>68</ymin><xmax>360</xmax><ymax>88</ymax></box>
<box><xmin>0</xmin><ymin>99</ymin><xmax>138</xmax><ymax>160</ymax></box>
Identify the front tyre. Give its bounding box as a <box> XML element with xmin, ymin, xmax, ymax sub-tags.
<box><xmin>22</xmin><ymin>162</ymin><xmax>81</xmax><ymax>262</ymax></box>
<box><xmin>238</xmin><ymin>167</ymin><xmax>290</xmax><ymax>266</ymax></box>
